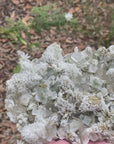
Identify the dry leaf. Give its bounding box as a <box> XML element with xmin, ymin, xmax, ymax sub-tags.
<box><xmin>10</xmin><ymin>11</ymin><xmax>16</xmax><ymax>19</ymax></box>
<box><xmin>22</xmin><ymin>15</ymin><xmax>30</xmax><ymax>26</ymax></box>
<box><xmin>36</xmin><ymin>0</ymin><xmax>43</xmax><ymax>6</ymax></box>
<box><xmin>62</xmin><ymin>44</ymin><xmax>67</xmax><ymax>49</ymax></box>
<box><xmin>0</xmin><ymin>134</ymin><xmax>5</xmax><ymax>138</ymax></box>
<box><xmin>25</xmin><ymin>3</ymin><xmax>31</xmax><ymax>9</ymax></box>
<box><xmin>0</xmin><ymin>84</ymin><xmax>5</xmax><ymax>92</ymax></box>
<box><xmin>66</xmin><ymin>39</ymin><xmax>73</xmax><ymax>44</ymax></box>
<box><xmin>77</xmin><ymin>44</ymin><xmax>85</xmax><ymax>51</ymax></box>
<box><xmin>1</xmin><ymin>141</ymin><xmax>7</xmax><ymax>144</ymax></box>
<box><xmin>2</xmin><ymin>122</ymin><xmax>17</xmax><ymax>133</ymax></box>
<box><xmin>69</xmin><ymin>8</ymin><xmax>75</xmax><ymax>14</ymax></box>
<box><xmin>12</xmin><ymin>0</ymin><xmax>19</xmax><ymax>5</ymax></box>
<box><xmin>0</xmin><ymin>61</ymin><xmax>5</xmax><ymax>70</ymax></box>
<box><xmin>29</xmin><ymin>30</ymin><xmax>35</xmax><ymax>35</ymax></box>
<box><xmin>21</xmin><ymin>32</ymin><xmax>26</xmax><ymax>39</ymax></box>
<box><xmin>1</xmin><ymin>39</ymin><xmax>7</xmax><ymax>43</ymax></box>
<box><xmin>74</xmin><ymin>0</ymin><xmax>80</xmax><ymax>4</ymax></box>
<box><xmin>0</xmin><ymin>128</ymin><xmax>2</xmax><ymax>132</ymax></box>
<box><xmin>5</xmin><ymin>136</ymin><xmax>10</xmax><ymax>140</ymax></box>
<box><xmin>50</xmin><ymin>29</ymin><xmax>55</xmax><ymax>35</ymax></box>
<box><xmin>21</xmin><ymin>45</ymin><xmax>27</xmax><ymax>49</ymax></box>
<box><xmin>75</xmin><ymin>6</ymin><xmax>80</xmax><ymax>13</ymax></box>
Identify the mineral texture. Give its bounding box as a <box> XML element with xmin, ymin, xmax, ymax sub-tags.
<box><xmin>5</xmin><ymin>43</ymin><xmax>114</xmax><ymax>144</ymax></box>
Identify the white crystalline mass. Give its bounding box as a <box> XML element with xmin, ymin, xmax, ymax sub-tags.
<box><xmin>17</xmin><ymin>140</ymin><xmax>25</xmax><ymax>144</ymax></box>
<box><xmin>5</xmin><ymin>43</ymin><xmax>114</xmax><ymax>144</ymax></box>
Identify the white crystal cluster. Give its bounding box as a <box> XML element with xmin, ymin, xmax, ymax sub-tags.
<box><xmin>5</xmin><ymin>43</ymin><xmax>114</xmax><ymax>144</ymax></box>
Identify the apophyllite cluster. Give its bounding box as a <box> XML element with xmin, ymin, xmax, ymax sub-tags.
<box><xmin>5</xmin><ymin>43</ymin><xmax>114</xmax><ymax>144</ymax></box>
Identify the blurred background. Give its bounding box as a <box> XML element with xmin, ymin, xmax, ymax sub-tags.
<box><xmin>0</xmin><ymin>0</ymin><xmax>114</xmax><ymax>143</ymax></box>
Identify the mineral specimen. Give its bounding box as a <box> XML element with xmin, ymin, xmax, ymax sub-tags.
<box><xmin>5</xmin><ymin>43</ymin><xmax>114</xmax><ymax>144</ymax></box>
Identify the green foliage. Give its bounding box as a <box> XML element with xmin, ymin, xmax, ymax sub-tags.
<box><xmin>0</xmin><ymin>5</ymin><xmax>78</xmax><ymax>46</ymax></box>
<box><xmin>0</xmin><ymin>18</ymin><xmax>28</xmax><ymax>45</ymax></box>
<box><xmin>31</xmin><ymin>5</ymin><xmax>66</xmax><ymax>33</ymax></box>
<box><xmin>69</xmin><ymin>18</ymin><xmax>78</xmax><ymax>30</ymax></box>
<box><xmin>13</xmin><ymin>64</ymin><xmax>21</xmax><ymax>74</ymax></box>
<box><xmin>30</xmin><ymin>5</ymin><xmax>78</xmax><ymax>33</ymax></box>
<box><xmin>2</xmin><ymin>2</ymin><xmax>112</xmax><ymax>49</ymax></box>
<box><xmin>28</xmin><ymin>42</ymin><xmax>40</xmax><ymax>49</ymax></box>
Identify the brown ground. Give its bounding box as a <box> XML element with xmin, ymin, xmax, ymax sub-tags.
<box><xmin>0</xmin><ymin>0</ymin><xmax>114</xmax><ymax>144</ymax></box>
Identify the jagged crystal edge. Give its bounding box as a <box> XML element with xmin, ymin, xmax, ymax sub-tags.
<box><xmin>5</xmin><ymin>43</ymin><xmax>114</xmax><ymax>144</ymax></box>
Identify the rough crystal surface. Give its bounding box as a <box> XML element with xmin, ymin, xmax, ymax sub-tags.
<box><xmin>5</xmin><ymin>43</ymin><xmax>114</xmax><ymax>144</ymax></box>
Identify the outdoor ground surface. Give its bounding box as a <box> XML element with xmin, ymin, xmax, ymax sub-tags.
<box><xmin>0</xmin><ymin>0</ymin><xmax>114</xmax><ymax>144</ymax></box>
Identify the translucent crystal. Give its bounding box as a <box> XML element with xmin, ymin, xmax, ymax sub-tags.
<box><xmin>5</xmin><ymin>43</ymin><xmax>114</xmax><ymax>144</ymax></box>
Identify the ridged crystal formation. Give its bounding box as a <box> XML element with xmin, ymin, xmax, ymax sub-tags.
<box><xmin>5</xmin><ymin>43</ymin><xmax>114</xmax><ymax>144</ymax></box>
